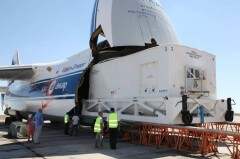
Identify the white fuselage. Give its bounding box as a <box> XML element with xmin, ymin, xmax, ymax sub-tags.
<box><xmin>5</xmin><ymin>49</ymin><xmax>92</xmax><ymax>118</ymax></box>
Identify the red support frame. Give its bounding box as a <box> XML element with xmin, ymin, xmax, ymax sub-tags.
<box><xmin>122</xmin><ymin>122</ymin><xmax>240</xmax><ymax>159</ymax></box>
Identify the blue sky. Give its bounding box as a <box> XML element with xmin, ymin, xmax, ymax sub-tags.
<box><xmin>0</xmin><ymin>0</ymin><xmax>240</xmax><ymax>112</ymax></box>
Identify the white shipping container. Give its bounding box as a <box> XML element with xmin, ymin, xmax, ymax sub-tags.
<box><xmin>82</xmin><ymin>44</ymin><xmax>227</xmax><ymax>125</ymax></box>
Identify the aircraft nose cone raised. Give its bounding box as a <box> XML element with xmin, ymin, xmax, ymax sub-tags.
<box><xmin>92</xmin><ymin>0</ymin><xmax>179</xmax><ymax>47</ymax></box>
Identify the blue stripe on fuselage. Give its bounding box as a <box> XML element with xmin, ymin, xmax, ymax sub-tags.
<box><xmin>30</xmin><ymin>69</ymin><xmax>84</xmax><ymax>85</ymax></box>
<box><xmin>7</xmin><ymin>70</ymin><xmax>83</xmax><ymax>98</ymax></box>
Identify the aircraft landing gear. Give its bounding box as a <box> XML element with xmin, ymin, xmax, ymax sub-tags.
<box><xmin>225</xmin><ymin>111</ymin><xmax>234</xmax><ymax>122</ymax></box>
<box><xmin>4</xmin><ymin>116</ymin><xmax>18</xmax><ymax>125</ymax></box>
<box><xmin>182</xmin><ymin>111</ymin><xmax>193</xmax><ymax>126</ymax></box>
<box><xmin>4</xmin><ymin>111</ymin><xmax>23</xmax><ymax>125</ymax></box>
<box><xmin>181</xmin><ymin>95</ymin><xmax>193</xmax><ymax>126</ymax></box>
<box><xmin>225</xmin><ymin>98</ymin><xmax>234</xmax><ymax>122</ymax></box>
<box><xmin>4</xmin><ymin>117</ymin><xmax>11</xmax><ymax>125</ymax></box>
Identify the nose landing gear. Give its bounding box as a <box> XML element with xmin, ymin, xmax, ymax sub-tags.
<box><xmin>181</xmin><ymin>95</ymin><xmax>193</xmax><ymax>125</ymax></box>
<box><xmin>225</xmin><ymin>98</ymin><xmax>234</xmax><ymax>122</ymax></box>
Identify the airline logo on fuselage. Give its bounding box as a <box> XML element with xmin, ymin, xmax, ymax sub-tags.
<box><xmin>55</xmin><ymin>82</ymin><xmax>68</xmax><ymax>92</ymax></box>
<box><xmin>62</xmin><ymin>63</ymin><xmax>86</xmax><ymax>73</ymax></box>
<box><xmin>42</xmin><ymin>80</ymin><xmax>68</xmax><ymax>110</ymax></box>
<box><xmin>48</xmin><ymin>80</ymin><xmax>57</xmax><ymax>95</ymax></box>
<box><xmin>42</xmin><ymin>80</ymin><xmax>68</xmax><ymax>94</ymax></box>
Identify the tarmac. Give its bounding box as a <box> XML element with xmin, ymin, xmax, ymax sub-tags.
<box><xmin>0</xmin><ymin>116</ymin><xmax>238</xmax><ymax>159</ymax></box>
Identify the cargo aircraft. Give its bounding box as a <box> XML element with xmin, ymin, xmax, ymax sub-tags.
<box><xmin>0</xmin><ymin>0</ymin><xmax>234</xmax><ymax>125</ymax></box>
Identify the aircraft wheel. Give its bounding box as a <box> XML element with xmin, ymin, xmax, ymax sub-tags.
<box><xmin>5</xmin><ymin>117</ymin><xmax>11</xmax><ymax>125</ymax></box>
<box><xmin>16</xmin><ymin>112</ymin><xmax>23</xmax><ymax>122</ymax></box>
<box><xmin>225</xmin><ymin>111</ymin><xmax>234</xmax><ymax>122</ymax></box>
<box><xmin>9</xmin><ymin>116</ymin><xmax>17</xmax><ymax>124</ymax></box>
<box><xmin>182</xmin><ymin>111</ymin><xmax>193</xmax><ymax>126</ymax></box>
<box><xmin>4</xmin><ymin>116</ymin><xmax>17</xmax><ymax>125</ymax></box>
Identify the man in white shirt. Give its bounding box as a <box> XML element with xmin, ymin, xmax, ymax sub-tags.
<box><xmin>71</xmin><ymin>114</ymin><xmax>80</xmax><ymax>136</ymax></box>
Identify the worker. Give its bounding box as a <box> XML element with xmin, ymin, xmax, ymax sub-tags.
<box><xmin>107</xmin><ymin>108</ymin><xmax>120</xmax><ymax>149</ymax></box>
<box><xmin>94</xmin><ymin>111</ymin><xmax>104</xmax><ymax>148</ymax></box>
<box><xmin>27</xmin><ymin>114</ymin><xmax>34</xmax><ymax>142</ymax></box>
<box><xmin>33</xmin><ymin>108</ymin><xmax>44</xmax><ymax>144</ymax></box>
<box><xmin>71</xmin><ymin>113</ymin><xmax>80</xmax><ymax>136</ymax></box>
<box><xmin>64</xmin><ymin>113</ymin><xmax>70</xmax><ymax>135</ymax></box>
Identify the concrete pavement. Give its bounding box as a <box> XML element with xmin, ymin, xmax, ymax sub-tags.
<box><xmin>0</xmin><ymin>116</ymin><xmax>234</xmax><ymax>159</ymax></box>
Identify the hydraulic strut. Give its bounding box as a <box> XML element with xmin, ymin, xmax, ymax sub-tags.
<box><xmin>225</xmin><ymin>98</ymin><xmax>234</xmax><ymax>122</ymax></box>
<box><xmin>181</xmin><ymin>95</ymin><xmax>193</xmax><ymax>125</ymax></box>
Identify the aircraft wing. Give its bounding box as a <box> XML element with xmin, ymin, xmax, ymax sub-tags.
<box><xmin>0</xmin><ymin>65</ymin><xmax>34</xmax><ymax>80</ymax></box>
